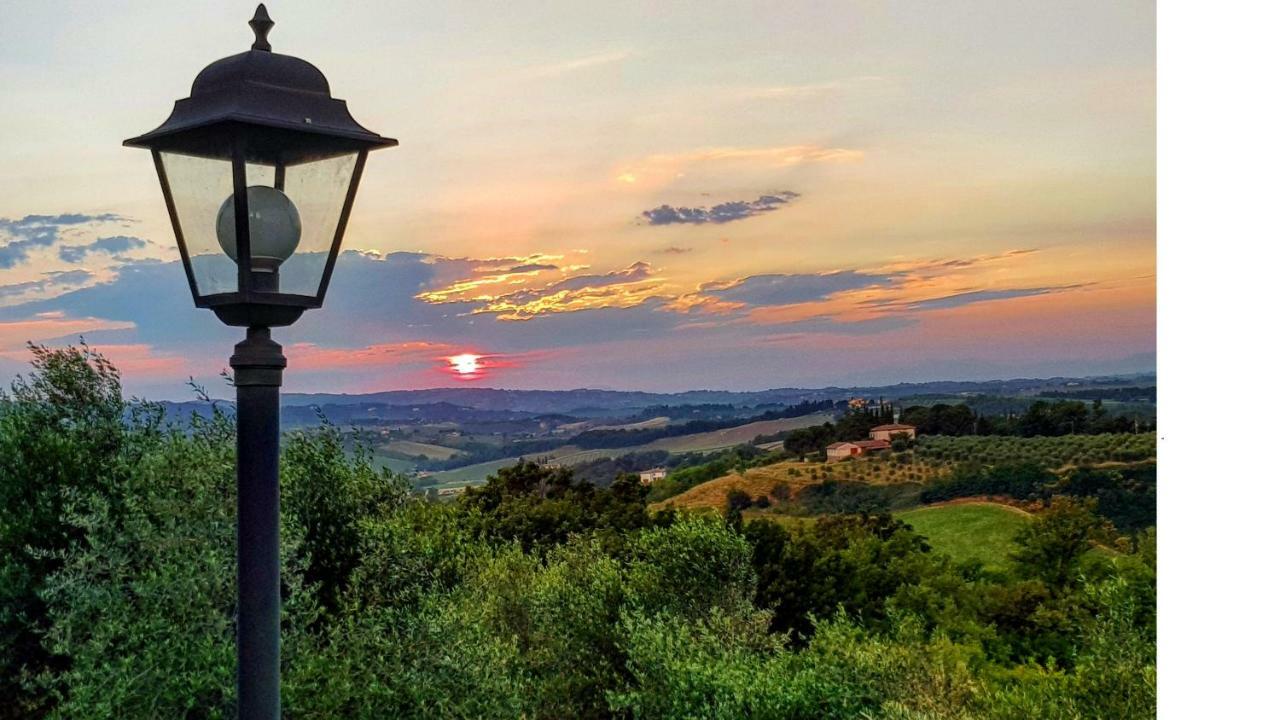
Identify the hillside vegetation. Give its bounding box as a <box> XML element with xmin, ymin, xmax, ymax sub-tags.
<box><xmin>656</xmin><ymin>433</ymin><xmax>1156</xmax><ymax>516</ymax></box>
<box><xmin>915</xmin><ymin>433</ymin><xmax>1155</xmax><ymax>467</ymax></box>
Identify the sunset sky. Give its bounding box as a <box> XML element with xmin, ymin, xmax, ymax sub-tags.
<box><xmin>0</xmin><ymin>1</ymin><xmax>1154</xmax><ymax>398</ymax></box>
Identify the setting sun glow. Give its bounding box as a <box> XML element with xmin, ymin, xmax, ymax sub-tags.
<box><xmin>446</xmin><ymin>353</ymin><xmax>482</xmax><ymax>378</ymax></box>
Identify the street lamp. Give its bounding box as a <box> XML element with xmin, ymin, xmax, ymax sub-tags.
<box><xmin>124</xmin><ymin>5</ymin><xmax>395</xmax><ymax>718</ymax></box>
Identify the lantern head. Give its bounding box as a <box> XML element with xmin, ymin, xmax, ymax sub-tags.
<box><xmin>124</xmin><ymin>4</ymin><xmax>396</xmax><ymax>327</ymax></box>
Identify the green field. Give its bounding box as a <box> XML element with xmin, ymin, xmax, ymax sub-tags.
<box><xmin>380</xmin><ymin>440</ymin><xmax>463</xmax><ymax>460</ymax></box>
<box><xmin>369</xmin><ymin>453</ymin><xmax>417</xmax><ymax>474</ymax></box>
<box><xmin>897</xmin><ymin>502</ymin><xmax>1031</xmax><ymax>573</ymax></box>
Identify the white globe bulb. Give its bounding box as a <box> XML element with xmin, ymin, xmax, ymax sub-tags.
<box><xmin>215</xmin><ymin>185</ymin><xmax>302</xmax><ymax>264</ymax></box>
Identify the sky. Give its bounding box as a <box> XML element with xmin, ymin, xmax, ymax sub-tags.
<box><xmin>0</xmin><ymin>1</ymin><xmax>1154</xmax><ymax>398</ymax></box>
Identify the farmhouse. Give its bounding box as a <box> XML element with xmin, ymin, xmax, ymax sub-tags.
<box><xmin>870</xmin><ymin>423</ymin><xmax>917</xmax><ymax>442</ymax></box>
<box><xmin>638</xmin><ymin>467</ymin><xmax>668</xmax><ymax>484</ymax></box>
<box><xmin>825</xmin><ymin>439</ymin><xmax>891</xmax><ymax>461</ymax></box>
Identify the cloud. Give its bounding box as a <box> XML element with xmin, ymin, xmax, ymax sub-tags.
<box><xmin>468</xmin><ymin>262</ymin><xmax>661</xmax><ymax>320</ymax></box>
<box><xmin>0</xmin><ymin>244</ymin><xmax>1121</xmax><ymax>397</ymax></box>
<box><xmin>417</xmin><ymin>255</ymin><xmax>564</xmax><ymax>304</ymax></box>
<box><xmin>518</xmin><ymin>50</ymin><xmax>634</xmax><ymax>79</ymax></box>
<box><xmin>649</xmin><ymin>146</ymin><xmax>863</xmax><ymax>166</ymax></box>
<box><xmin>698</xmin><ymin>268</ymin><xmax>897</xmax><ymax>306</ymax></box>
<box><xmin>58</xmin><ymin>235</ymin><xmax>147</xmax><ymax>263</ymax></box>
<box><xmin>0</xmin><ymin>213</ymin><xmax>128</xmax><ymax>268</ymax></box>
<box><xmin>288</xmin><ymin>341</ymin><xmax>454</xmax><ymax>371</ymax></box>
<box><xmin>614</xmin><ymin>146</ymin><xmax>864</xmax><ymax>186</ymax></box>
<box><xmin>0</xmin><ymin>313</ymin><xmax>135</xmax><ymax>347</ymax></box>
<box><xmin>0</xmin><ymin>270</ymin><xmax>95</xmax><ymax>301</ymax></box>
<box><xmin>889</xmin><ymin>285</ymin><xmax>1091</xmax><ymax>312</ymax></box>
<box><xmin>642</xmin><ymin>192</ymin><xmax>799</xmax><ymax>226</ymax></box>
<box><xmin>660</xmin><ymin>246</ymin><xmax>693</xmax><ymax>254</ymax></box>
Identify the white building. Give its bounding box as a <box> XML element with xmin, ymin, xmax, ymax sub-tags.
<box><xmin>639</xmin><ymin>467</ymin><xmax>668</xmax><ymax>484</ymax></box>
<box><xmin>869</xmin><ymin>423</ymin><xmax>917</xmax><ymax>442</ymax></box>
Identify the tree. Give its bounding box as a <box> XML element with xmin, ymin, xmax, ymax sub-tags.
<box><xmin>282</xmin><ymin>422</ymin><xmax>407</xmax><ymax>619</ymax></box>
<box><xmin>744</xmin><ymin>515</ymin><xmax>932</xmax><ymax>638</ymax></box>
<box><xmin>1011</xmin><ymin>496</ymin><xmax>1105</xmax><ymax>590</ymax></box>
<box><xmin>0</xmin><ymin>343</ymin><xmax>138</xmax><ymax>718</ymax></box>
<box><xmin>460</xmin><ymin>460</ymin><xmax>656</xmax><ymax>552</ymax></box>
<box><xmin>901</xmin><ymin>403</ymin><xmax>977</xmax><ymax>436</ymax></box>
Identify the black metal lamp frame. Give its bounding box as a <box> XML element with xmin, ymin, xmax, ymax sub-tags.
<box><xmin>148</xmin><ymin>140</ymin><xmax>370</xmax><ymax>328</ymax></box>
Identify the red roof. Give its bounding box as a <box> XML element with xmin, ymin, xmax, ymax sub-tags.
<box><xmin>828</xmin><ymin>440</ymin><xmax>891</xmax><ymax>451</ymax></box>
<box><xmin>871</xmin><ymin>423</ymin><xmax>915</xmax><ymax>431</ymax></box>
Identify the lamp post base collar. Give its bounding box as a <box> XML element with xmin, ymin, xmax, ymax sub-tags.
<box><xmin>230</xmin><ymin>327</ymin><xmax>286</xmax><ymax>387</ymax></box>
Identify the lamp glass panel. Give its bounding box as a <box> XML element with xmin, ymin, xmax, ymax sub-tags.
<box><xmin>160</xmin><ymin>151</ymin><xmax>237</xmax><ymax>296</ymax></box>
<box><xmin>278</xmin><ymin>153</ymin><xmax>358</xmax><ymax>297</ymax></box>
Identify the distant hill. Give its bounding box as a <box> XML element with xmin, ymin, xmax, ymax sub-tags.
<box><xmin>146</xmin><ymin>373</ymin><xmax>1156</xmax><ymax>430</ymax></box>
<box><xmin>279</xmin><ymin>373</ymin><xmax>1157</xmax><ymax>413</ymax></box>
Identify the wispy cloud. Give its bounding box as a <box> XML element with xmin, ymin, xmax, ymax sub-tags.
<box><xmin>518</xmin><ymin>49</ymin><xmax>635</xmax><ymax>79</ymax></box>
<box><xmin>0</xmin><ymin>311</ymin><xmax>134</xmax><ymax>347</ymax></box>
<box><xmin>886</xmin><ymin>285</ymin><xmax>1091</xmax><ymax>312</ymax></box>
<box><xmin>642</xmin><ymin>192</ymin><xmax>799</xmax><ymax>226</ymax></box>
<box><xmin>417</xmin><ymin>255</ymin><xmax>563</xmax><ymax>304</ymax></box>
<box><xmin>698</xmin><ymin>268</ymin><xmax>895</xmax><ymax>306</ymax></box>
<box><xmin>614</xmin><ymin>145</ymin><xmax>864</xmax><ymax>186</ymax></box>
<box><xmin>471</xmin><ymin>261</ymin><xmax>661</xmax><ymax>321</ymax></box>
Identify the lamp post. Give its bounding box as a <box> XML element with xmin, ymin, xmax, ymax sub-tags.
<box><xmin>124</xmin><ymin>6</ymin><xmax>396</xmax><ymax>718</ymax></box>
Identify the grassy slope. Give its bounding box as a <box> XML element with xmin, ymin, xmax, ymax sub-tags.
<box><xmin>380</xmin><ymin>440</ymin><xmax>463</xmax><ymax>460</ymax></box>
<box><xmin>643</xmin><ymin>414</ymin><xmax>835</xmax><ymax>453</ymax></box>
<box><xmin>896</xmin><ymin>502</ymin><xmax>1031</xmax><ymax>573</ymax></box>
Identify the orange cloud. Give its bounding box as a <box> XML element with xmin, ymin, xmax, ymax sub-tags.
<box><xmin>417</xmin><ymin>255</ymin><xmax>565</xmax><ymax>304</ymax></box>
<box><xmin>288</xmin><ymin>341</ymin><xmax>455</xmax><ymax>372</ymax></box>
<box><xmin>0</xmin><ymin>313</ymin><xmax>134</xmax><ymax>348</ymax></box>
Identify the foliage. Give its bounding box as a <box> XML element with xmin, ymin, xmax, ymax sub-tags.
<box><xmin>913</xmin><ymin>433</ymin><xmax>1156</xmax><ymax>468</ymax></box>
<box><xmin>460</xmin><ymin>459</ymin><xmax>660</xmax><ymax>552</ymax></box>
<box><xmin>0</xmin><ymin>343</ymin><xmax>134</xmax><ymax>718</ymax></box>
<box><xmin>786</xmin><ymin>479</ymin><xmax>919</xmax><ymax>515</ymax></box>
<box><xmin>0</xmin><ymin>344</ymin><xmax>1156</xmax><ymax>719</ymax></box>
<box><xmin>1010</xmin><ymin>496</ymin><xmax>1109</xmax><ymax>591</ymax></box>
<box><xmin>571</xmin><ymin>450</ymin><xmax>671</xmax><ymax>486</ymax></box>
<box><xmin>1058</xmin><ymin>464</ymin><xmax>1156</xmax><ymax>532</ymax></box>
<box><xmin>282</xmin><ymin>422</ymin><xmax>407</xmax><ymax>617</ymax></box>
<box><xmin>920</xmin><ymin>462</ymin><xmax>1057</xmax><ymax>504</ymax></box>
<box><xmin>743</xmin><ymin>514</ymin><xmax>936</xmax><ymax>638</ymax></box>
<box><xmin>782</xmin><ymin>404</ymin><xmax>895</xmax><ymax>457</ymax></box>
<box><xmin>901</xmin><ymin>403</ymin><xmax>978</xmax><ymax>436</ymax></box>
<box><xmin>645</xmin><ymin>445</ymin><xmax>766</xmax><ymax>503</ymax></box>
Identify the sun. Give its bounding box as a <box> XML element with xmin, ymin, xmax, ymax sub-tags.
<box><xmin>447</xmin><ymin>353</ymin><xmax>482</xmax><ymax>377</ymax></box>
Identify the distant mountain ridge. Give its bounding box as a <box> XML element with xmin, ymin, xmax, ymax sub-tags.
<box><xmin>279</xmin><ymin>373</ymin><xmax>1157</xmax><ymax>414</ymax></box>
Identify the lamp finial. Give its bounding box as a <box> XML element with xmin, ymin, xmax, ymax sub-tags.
<box><xmin>250</xmin><ymin>4</ymin><xmax>274</xmax><ymax>52</ymax></box>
